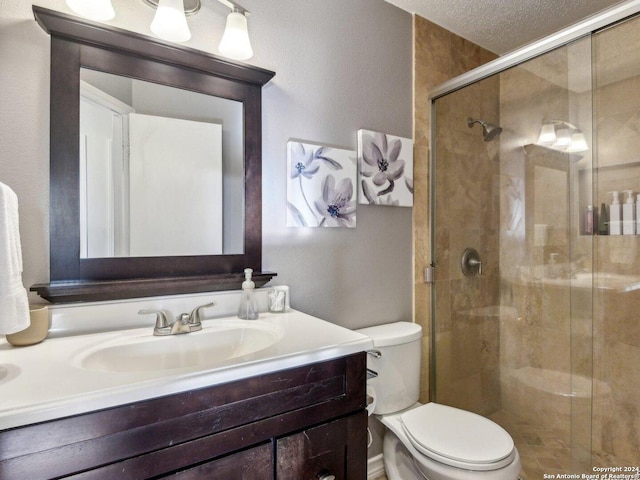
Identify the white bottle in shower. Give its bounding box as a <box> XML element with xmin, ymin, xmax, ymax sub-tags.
<box><xmin>609</xmin><ymin>191</ymin><xmax>622</xmax><ymax>235</ymax></box>
<box><xmin>622</xmin><ymin>190</ymin><xmax>636</xmax><ymax>235</ymax></box>
<box><xmin>636</xmin><ymin>194</ymin><xmax>640</xmax><ymax>235</ymax></box>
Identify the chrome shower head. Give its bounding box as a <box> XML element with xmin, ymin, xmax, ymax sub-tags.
<box><xmin>467</xmin><ymin>117</ymin><xmax>502</xmax><ymax>141</ymax></box>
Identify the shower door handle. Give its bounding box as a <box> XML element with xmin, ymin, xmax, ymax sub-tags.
<box><xmin>461</xmin><ymin>248</ymin><xmax>483</xmax><ymax>276</ymax></box>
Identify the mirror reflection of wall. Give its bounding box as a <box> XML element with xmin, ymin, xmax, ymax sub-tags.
<box><xmin>533</xmin><ymin>165</ymin><xmax>568</xmax><ymax>247</ymax></box>
<box><xmin>79</xmin><ymin>68</ymin><xmax>245</xmax><ymax>258</ymax></box>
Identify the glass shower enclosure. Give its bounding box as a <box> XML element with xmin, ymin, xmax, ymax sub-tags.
<box><xmin>430</xmin><ymin>7</ymin><xmax>640</xmax><ymax>478</ymax></box>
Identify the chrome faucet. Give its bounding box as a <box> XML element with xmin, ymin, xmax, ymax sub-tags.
<box><xmin>139</xmin><ymin>302</ymin><xmax>215</xmax><ymax>336</ymax></box>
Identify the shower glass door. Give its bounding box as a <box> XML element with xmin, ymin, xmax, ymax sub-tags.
<box><xmin>590</xmin><ymin>14</ymin><xmax>640</xmax><ymax>469</ymax></box>
<box><xmin>431</xmin><ymin>35</ymin><xmax>594</xmax><ymax>479</ymax></box>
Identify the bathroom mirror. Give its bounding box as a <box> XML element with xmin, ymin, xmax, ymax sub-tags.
<box><xmin>79</xmin><ymin>69</ymin><xmax>244</xmax><ymax>258</ymax></box>
<box><xmin>31</xmin><ymin>6</ymin><xmax>276</xmax><ymax>303</ymax></box>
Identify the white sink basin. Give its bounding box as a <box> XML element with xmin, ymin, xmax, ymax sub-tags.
<box><xmin>1</xmin><ymin>308</ymin><xmax>373</xmax><ymax>431</ymax></box>
<box><xmin>73</xmin><ymin>320</ymin><xmax>283</xmax><ymax>373</ymax></box>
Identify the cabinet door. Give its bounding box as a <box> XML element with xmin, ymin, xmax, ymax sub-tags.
<box><xmin>163</xmin><ymin>443</ymin><xmax>273</xmax><ymax>480</ymax></box>
<box><xmin>276</xmin><ymin>411</ymin><xmax>367</xmax><ymax>480</ymax></box>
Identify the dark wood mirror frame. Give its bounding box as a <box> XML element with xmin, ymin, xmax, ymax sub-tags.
<box><xmin>31</xmin><ymin>6</ymin><xmax>276</xmax><ymax>303</ymax></box>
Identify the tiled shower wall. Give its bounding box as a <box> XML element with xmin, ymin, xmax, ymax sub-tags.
<box><xmin>430</xmin><ymin>77</ymin><xmax>502</xmax><ymax>415</ymax></box>
<box><xmin>413</xmin><ymin>15</ymin><xmax>496</xmax><ymax>403</ymax></box>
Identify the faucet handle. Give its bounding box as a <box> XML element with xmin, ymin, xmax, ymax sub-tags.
<box><xmin>139</xmin><ymin>309</ymin><xmax>170</xmax><ymax>336</ymax></box>
<box><xmin>189</xmin><ymin>302</ymin><xmax>215</xmax><ymax>331</ymax></box>
<box><xmin>171</xmin><ymin>313</ymin><xmax>192</xmax><ymax>334</ymax></box>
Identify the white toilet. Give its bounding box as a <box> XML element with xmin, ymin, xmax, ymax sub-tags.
<box><xmin>357</xmin><ymin>322</ymin><xmax>521</xmax><ymax>480</ymax></box>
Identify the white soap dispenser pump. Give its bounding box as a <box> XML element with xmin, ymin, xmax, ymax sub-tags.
<box><xmin>609</xmin><ymin>191</ymin><xmax>622</xmax><ymax>235</ymax></box>
<box><xmin>238</xmin><ymin>268</ymin><xmax>259</xmax><ymax>320</ymax></box>
<box><xmin>622</xmin><ymin>190</ymin><xmax>636</xmax><ymax>235</ymax></box>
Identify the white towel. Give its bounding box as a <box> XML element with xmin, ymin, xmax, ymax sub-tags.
<box><xmin>0</xmin><ymin>182</ymin><xmax>30</xmax><ymax>334</ymax></box>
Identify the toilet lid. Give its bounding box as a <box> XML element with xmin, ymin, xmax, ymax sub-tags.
<box><xmin>400</xmin><ymin>403</ymin><xmax>514</xmax><ymax>466</ymax></box>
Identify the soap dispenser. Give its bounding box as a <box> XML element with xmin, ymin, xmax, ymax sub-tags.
<box><xmin>622</xmin><ymin>190</ymin><xmax>636</xmax><ymax>235</ymax></box>
<box><xmin>238</xmin><ymin>268</ymin><xmax>259</xmax><ymax>320</ymax></box>
<box><xmin>609</xmin><ymin>191</ymin><xmax>622</xmax><ymax>235</ymax></box>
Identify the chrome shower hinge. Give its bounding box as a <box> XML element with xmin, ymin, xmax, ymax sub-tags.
<box><xmin>424</xmin><ymin>265</ymin><xmax>435</xmax><ymax>283</ymax></box>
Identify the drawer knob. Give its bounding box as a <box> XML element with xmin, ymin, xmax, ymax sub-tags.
<box><xmin>317</xmin><ymin>472</ymin><xmax>336</xmax><ymax>480</ymax></box>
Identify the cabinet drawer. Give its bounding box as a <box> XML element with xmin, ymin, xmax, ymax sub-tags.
<box><xmin>161</xmin><ymin>443</ymin><xmax>273</xmax><ymax>480</ymax></box>
<box><xmin>276</xmin><ymin>411</ymin><xmax>368</xmax><ymax>480</ymax></box>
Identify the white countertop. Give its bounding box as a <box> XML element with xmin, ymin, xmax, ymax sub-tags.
<box><xmin>0</xmin><ymin>309</ymin><xmax>372</xmax><ymax>430</ymax></box>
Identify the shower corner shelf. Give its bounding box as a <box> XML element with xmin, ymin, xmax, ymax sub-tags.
<box><xmin>523</xmin><ymin>143</ymin><xmax>584</xmax><ymax>167</ymax></box>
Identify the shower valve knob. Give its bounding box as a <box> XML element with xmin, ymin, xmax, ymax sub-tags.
<box><xmin>461</xmin><ymin>248</ymin><xmax>483</xmax><ymax>277</ymax></box>
<box><xmin>468</xmin><ymin>257</ymin><xmax>483</xmax><ymax>275</ymax></box>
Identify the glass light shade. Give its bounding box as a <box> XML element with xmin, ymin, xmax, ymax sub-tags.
<box><xmin>150</xmin><ymin>0</ymin><xmax>191</xmax><ymax>43</ymax></box>
<box><xmin>566</xmin><ymin>132</ymin><xmax>589</xmax><ymax>153</ymax></box>
<box><xmin>553</xmin><ymin>128</ymin><xmax>572</xmax><ymax>149</ymax></box>
<box><xmin>537</xmin><ymin>123</ymin><xmax>557</xmax><ymax>145</ymax></box>
<box><xmin>218</xmin><ymin>11</ymin><xmax>253</xmax><ymax>61</ymax></box>
<box><xmin>66</xmin><ymin>0</ymin><xmax>115</xmax><ymax>21</ymax></box>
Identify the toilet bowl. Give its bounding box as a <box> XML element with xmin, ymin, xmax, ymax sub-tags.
<box><xmin>380</xmin><ymin>403</ymin><xmax>521</xmax><ymax>480</ymax></box>
<box><xmin>356</xmin><ymin>322</ymin><xmax>521</xmax><ymax>480</ymax></box>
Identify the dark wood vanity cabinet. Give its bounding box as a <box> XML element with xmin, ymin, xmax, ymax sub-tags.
<box><xmin>159</xmin><ymin>443</ymin><xmax>274</xmax><ymax>480</ymax></box>
<box><xmin>276</xmin><ymin>414</ymin><xmax>366</xmax><ymax>480</ymax></box>
<box><xmin>0</xmin><ymin>353</ymin><xmax>367</xmax><ymax>480</ymax></box>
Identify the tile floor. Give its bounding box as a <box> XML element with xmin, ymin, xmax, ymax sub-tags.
<box><xmin>489</xmin><ymin>409</ymin><xmax>628</xmax><ymax>479</ymax></box>
<box><xmin>489</xmin><ymin>409</ymin><xmax>570</xmax><ymax>479</ymax></box>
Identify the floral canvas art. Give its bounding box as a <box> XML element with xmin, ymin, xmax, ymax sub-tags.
<box><xmin>357</xmin><ymin>129</ymin><xmax>414</xmax><ymax>207</ymax></box>
<box><xmin>287</xmin><ymin>141</ymin><xmax>357</xmax><ymax>228</ymax></box>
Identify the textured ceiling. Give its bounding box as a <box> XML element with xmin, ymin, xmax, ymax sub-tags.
<box><xmin>384</xmin><ymin>0</ymin><xmax>626</xmax><ymax>54</ymax></box>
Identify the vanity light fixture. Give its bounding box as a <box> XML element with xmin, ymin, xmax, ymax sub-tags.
<box><xmin>68</xmin><ymin>0</ymin><xmax>253</xmax><ymax>60</ymax></box>
<box><xmin>144</xmin><ymin>0</ymin><xmax>253</xmax><ymax>59</ymax></box>
<box><xmin>217</xmin><ymin>0</ymin><xmax>253</xmax><ymax>61</ymax></box>
<box><xmin>66</xmin><ymin>0</ymin><xmax>115</xmax><ymax>21</ymax></box>
<box><xmin>536</xmin><ymin>120</ymin><xmax>589</xmax><ymax>153</ymax></box>
<box><xmin>143</xmin><ymin>0</ymin><xmax>200</xmax><ymax>42</ymax></box>
<box><xmin>149</xmin><ymin>0</ymin><xmax>192</xmax><ymax>42</ymax></box>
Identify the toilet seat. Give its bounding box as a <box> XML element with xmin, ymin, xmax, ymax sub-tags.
<box><xmin>400</xmin><ymin>403</ymin><xmax>515</xmax><ymax>471</ymax></box>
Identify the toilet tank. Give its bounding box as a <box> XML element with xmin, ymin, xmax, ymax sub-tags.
<box><xmin>356</xmin><ymin>322</ymin><xmax>422</xmax><ymax>415</ymax></box>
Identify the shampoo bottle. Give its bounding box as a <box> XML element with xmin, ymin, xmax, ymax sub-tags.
<box><xmin>622</xmin><ymin>190</ymin><xmax>636</xmax><ymax>235</ymax></box>
<box><xmin>598</xmin><ymin>203</ymin><xmax>609</xmax><ymax>236</ymax></box>
<box><xmin>609</xmin><ymin>191</ymin><xmax>622</xmax><ymax>235</ymax></box>
<box><xmin>238</xmin><ymin>268</ymin><xmax>259</xmax><ymax>320</ymax></box>
<box><xmin>584</xmin><ymin>205</ymin><xmax>595</xmax><ymax>235</ymax></box>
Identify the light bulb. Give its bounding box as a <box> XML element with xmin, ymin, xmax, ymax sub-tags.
<box><xmin>66</xmin><ymin>0</ymin><xmax>115</xmax><ymax>21</ymax></box>
<box><xmin>553</xmin><ymin>128</ymin><xmax>572</xmax><ymax>149</ymax></box>
<box><xmin>566</xmin><ymin>132</ymin><xmax>589</xmax><ymax>153</ymax></box>
<box><xmin>537</xmin><ymin>123</ymin><xmax>556</xmax><ymax>145</ymax></box>
<box><xmin>218</xmin><ymin>11</ymin><xmax>253</xmax><ymax>61</ymax></box>
<box><xmin>150</xmin><ymin>0</ymin><xmax>191</xmax><ymax>43</ymax></box>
